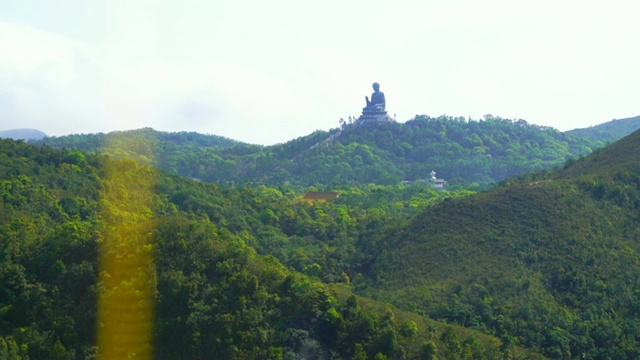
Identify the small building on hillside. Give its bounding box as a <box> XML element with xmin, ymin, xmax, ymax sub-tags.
<box><xmin>430</xmin><ymin>170</ymin><xmax>446</xmax><ymax>190</ymax></box>
<box><xmin>299</xmin><ymin>191</ymin><xmax>341</xmax><ymax>204</ymax></box>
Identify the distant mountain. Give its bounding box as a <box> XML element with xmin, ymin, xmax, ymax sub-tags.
<box><xmin>30</xmin><ymin>127</ymin><xmax>255</xmax><ymax>174</ymax></box>
<box><xmin>33</xmin><ymin>127</ymin><xmax>247</xmax><ymax>150</ymax></box>
<box><xmin>32</xmin><ymin>115</ymin><xmax>639</xmax><ymax>188</ymax></box>
<box><xmin>565</xmin><ymin>115</ymin><xmax>640</xmax><ymax>143</ymax></box>
<box><xmin>32</xmin><ymin>117</ymin><xmax>603</xmax><ymax>188</ymax></box>
<box><xmin>355</xmin><ymin>129</ymin><xmax>640</xmax><ymax>358</ymax></box>
<box><xmin>0</xmin><ymin>128</ymin><xmax>47</xmax><ymax>140</ymax></box>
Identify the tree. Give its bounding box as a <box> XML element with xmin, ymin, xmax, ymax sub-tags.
<box><xmin>421</xmin><ymin>340</ymin><xmax>438</xmax><ymax>360</ymax></box>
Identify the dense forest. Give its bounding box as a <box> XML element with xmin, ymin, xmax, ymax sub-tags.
<box><xmin>0</xmin><ymin>139</ymin><xmax>533</xmax><ymax>359</ymax></box>
<box><xmin>32</xmin><ymin>114</ymin><xmax>640</xmax><ymax>189</ymax></box>
<box><xmin>3</xmin><ymin>118</ymin><xmax>640</xmax><ymax>359</ymax></box>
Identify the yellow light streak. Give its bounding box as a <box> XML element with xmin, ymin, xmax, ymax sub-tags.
<box><xmin>97</xmin><ymin>155</ymin><xmax>156</xmax><ymax>359</ymax></box>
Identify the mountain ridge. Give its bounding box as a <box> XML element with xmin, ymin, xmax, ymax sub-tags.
<box><xmin>0</xmin><ymin>128</ymin><xmax>47</xmax><ymax>140</ymax></box>
<box><xmin>32</xmin><ymin>114</ymin><xmax>639</xmax><ymax>188</ymax></box>
<box><xmin>564</xmin><ymin>114</ymin><xmax>640</xmax><ymax>143</ymax></box>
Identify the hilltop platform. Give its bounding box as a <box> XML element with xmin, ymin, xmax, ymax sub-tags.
<box><xmin>356</xmin><ymin>112</ymin><xmax>395</xmax><ymax>124</ymax></box>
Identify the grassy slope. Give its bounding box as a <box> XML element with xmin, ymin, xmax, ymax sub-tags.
<box><xmin>358</xmin><ymin>130</ymin><xmax>640</xmax><ymax>357</ymax></box>
<box><xmin>559</xmin><ymin>128</ymin><xmax>640</xmax><ymax>178</ymax></box>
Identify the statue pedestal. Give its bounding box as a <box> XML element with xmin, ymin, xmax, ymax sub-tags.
<box><xmin>357</xmin><ymin>110</ymin><xmax>394</xmax><ymax>124</ymax></box>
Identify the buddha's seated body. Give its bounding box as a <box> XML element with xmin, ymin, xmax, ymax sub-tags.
<box><xmin>363</xmin><ymin>82</ymin><xmax>386</xmax><ymax>114</ymax></box>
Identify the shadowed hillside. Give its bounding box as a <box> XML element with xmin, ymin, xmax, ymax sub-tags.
<box><xmin>357</xmin><ymin>129</ymin><xmax>640</xmax><ymax>358</ymax></box>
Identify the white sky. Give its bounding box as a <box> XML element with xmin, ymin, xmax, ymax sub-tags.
<box><xmin>0</xmin><ymin>0</ymin><xmax>638</xmax><ymax>145</ymax></box>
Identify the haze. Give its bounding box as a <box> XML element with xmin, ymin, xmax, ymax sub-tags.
<box><xmin>0</xmin><ymin>0</ymin><xmax>638</xmax><ymax>145</ymax></box>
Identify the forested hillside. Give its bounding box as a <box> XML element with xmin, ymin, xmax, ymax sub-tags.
<box><xmin>8</xmin><ymin>122</ymin><xmax>640</xmax><ymax>359</ymax></box>
<box><xmin>270</xmin><ymin>115</ymin><xmax>595</xmax><ymax>187</ymax></box>
<box><xmin>0</xmin><ymin>139</ymin><xmax>535</xmax><ymax>359</ymax></box>
<box><xmin>35</xmin><ymin>127</ymin><xmax>250</xmax><ymax>156</ymax></box>
<box><xmin>33</xmin><ymin>115</ymin><xmax>622</xmax><ymax>188</ymax></box>
<box><xmin>353</xmin><ymin>129</ymin><xmax>640</xmax><ymax>359</ymax></box>
<box><xmin>565</xmin><ymin>115</ymin><xmax>640</xmax><ymax>144</ymax></box>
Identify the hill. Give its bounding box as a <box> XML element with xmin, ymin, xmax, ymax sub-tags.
<box><xmin>558</xmin><ymin>129</ymin><xmax>640</xmax><ymax>179</ymax></box>
<box><xmin>565</xmin><ymin>115</ymin><xmax>640</xmax><ymax>144</ymax></box>
<box><xmin>0</xmin><ymin>138</ymin><xmax>536</xmax><ymax>359</ymax></box>
<box><xmin>353</xmin><ymin>129</ymin><xmax>640</xmax><ymax>358</ymax></box>
<box><xmin>261</xmin><ymin>115</ymin><xmax>598</xmax><ymax>187</ymax></box>
<box><xmin>35</xmin><ymin>115</ymin><xmax>617</xmax><ymax>188</ymax></box>
<box><xmin>0</xmin><ymin>128</ymin><xmax>47</xmax><ymax>140</ymax></box>
<box><xmin>35</xmin><ymin>126</ymin><xmax>248</xmax><ymax>151</ymax></box>
<box><xmin>4</xmin><ymin>118</ymin><xmax>639</xmax><ymax>358</ymax></box>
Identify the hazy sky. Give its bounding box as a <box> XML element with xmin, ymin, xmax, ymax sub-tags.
<box><xmin>1</xmin><ymin>0</ymin><xmax>638</xmax><ymax>145</ymax></box>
